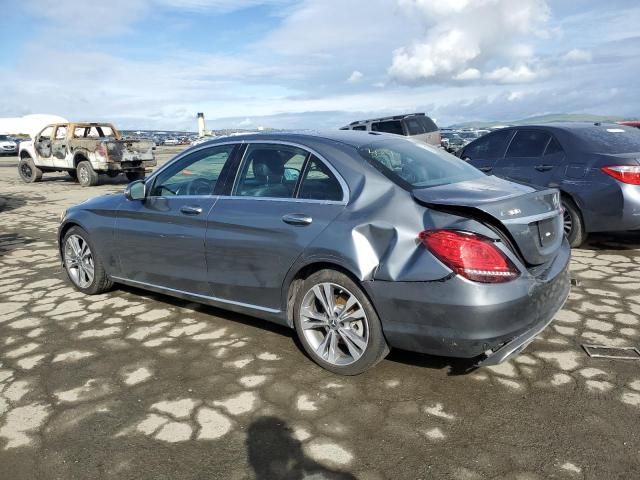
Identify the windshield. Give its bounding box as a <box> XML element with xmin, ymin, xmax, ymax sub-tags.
<box><xmin>0</xmin><ymin>135</ymin><xmax>9</xmax><ymax>141</ymax></box>
<box><xmin>358</xmin><ymin>138</ymin><xmax>484</xmax><ymax>189</ymax></box>
<box><xmin>572</xmin><ymin>126</ymin><xmax>640</xmax><ymax>154</ymax></box>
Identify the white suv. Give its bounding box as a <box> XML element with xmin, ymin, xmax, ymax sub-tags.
<box><xmin>340</xmin><ymin>113</ymin><xmax>441</xmax><ymax>147</ymax></box>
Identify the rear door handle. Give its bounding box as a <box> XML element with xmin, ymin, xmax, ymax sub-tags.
<box><xmin>478</xmin><ymin>167</ymin><xmax>492</xmax><ymax>172</ymax></box>
<box><xmin>180</xmin><ymin>205</ymin><xmax>203</xmax><ymax>215</ymax></box>
<box><xmin>282</xmin><ymin>213</ymin><xmax>312</xmax><ymax>226</ymax></box>
<box><xmin>535</xmin><ymin>164</ymin><xmax>553</xmax><ymax>172</ymax></box>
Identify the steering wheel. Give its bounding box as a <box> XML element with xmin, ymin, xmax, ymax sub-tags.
<box><xmin>186</xmin><ymin>178</ymin><xmax>213</xmax><ymax>196</ymax></box>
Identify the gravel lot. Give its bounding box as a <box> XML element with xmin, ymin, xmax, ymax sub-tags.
<box><xmin>1</xmin><ymin>147</ymin><xmax>639</xmax><ymax>479</ymax></box>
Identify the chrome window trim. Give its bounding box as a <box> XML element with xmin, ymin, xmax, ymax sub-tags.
<box><xmin>230</xmin><ymin>140</ymin><xmax>349</xmax><ymax>204</ymax></box>
<box><xmin>145</xmin><ymin>139</ymin><xmax>350</xmax><ymax>204</ymax></box>
<box><xmin>111</xmin><ymin>276</ymin><xmax>281</xmax><ymax>314</ymax></box>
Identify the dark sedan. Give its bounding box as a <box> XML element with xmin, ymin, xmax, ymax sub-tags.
<box><xmin>59</xmin><ymin>131</ymin><xmax>570</xmax><ymax>375</ymax></box>
<box><xmin>459</xmin><ymin>123</ymin><xmax>640</xmax><ymax>246</ymax></box>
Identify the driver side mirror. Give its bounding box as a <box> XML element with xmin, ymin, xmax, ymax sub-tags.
<box><xmin>125</xmin><ymin>180</ymin><xmax>146</xmax><ymax>201</ymax></box>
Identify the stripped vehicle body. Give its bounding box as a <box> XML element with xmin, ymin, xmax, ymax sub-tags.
<box><xmin>58</xmin><ymin>131</ymin><xmax>570</xmax><ymax>374</ymax></box>
<box><xmin>19</xmin><ymin>122</ymin><xmax>156</xmax><ymax>186</ymax></box>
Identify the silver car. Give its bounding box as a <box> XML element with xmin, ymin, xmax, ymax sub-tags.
<box><xmin>59</xmin><ymin>131</ymin><xmax>570</xmax><ymax>375</ymax></box>
<box><xmin>340</xmin><ymin>113</ymin><xmax>441</xmax><ymax>147</ymax></box>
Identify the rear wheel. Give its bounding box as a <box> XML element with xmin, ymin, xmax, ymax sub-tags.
<box><xmin>293</xmin><ymin>269</ymin><xmax>389</xmax><ymax>375</ymax></box>
<box><xmin>77</xmin><ymin>161</ymin><xmax>99</xmax><ymax>187</ymax></box>
<box><xmin>62</xmin><ymin>226</ymin><xmax>112</xmax><ymax>294</ymax></box>
<box><xmin>18</xmin><ymin>157</ymin><xmax>43</xmax><ymax>183</ymax></box>
<box><xmin>562</xmin><ymin>197</ymin><xmax>586</xmax><ymax>247</ymax></box>
<box><xmin>126</xmin><ymin>170</ymin><xmax>145</xmax><ymax>182</ymax></box>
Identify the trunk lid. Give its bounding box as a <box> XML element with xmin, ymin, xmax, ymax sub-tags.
<box><xmin>412</xmin><ymin>175</ymin><xmax>563</xmax><ymax>265</ymax></box>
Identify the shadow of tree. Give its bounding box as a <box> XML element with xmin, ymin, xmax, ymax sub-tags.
<box><xmin>0</xmin><ymin>233</ymin><xmax>36</xmax><ymax>257</ymax></box>
<box><xmin>583</xmin><ymin>231</ymin><xmax>640</xmax><ymax>251</ymax></box>
<box><xmin>0</xmin><ymin>193</ymin><xmax>28</xmax><ymax>213</ymax></box>
<box><xmin>247</xmin><ymin>416</ymin><xmax>356</xmax><ymax>480</ymax></box>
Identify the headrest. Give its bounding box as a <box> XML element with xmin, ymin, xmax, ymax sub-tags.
<box><xmin>251</xmin><ymin>150</ymin><xmax>285</xmax><ymax>179</ymax></box>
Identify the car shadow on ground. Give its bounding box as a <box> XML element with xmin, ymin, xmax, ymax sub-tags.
<box><xmin>0</xmin><ymin>193</ymin><xmax>27</xmax><ymax>213</ymax></box>
<box><xmin>37</xmin><ymin>173</ymin><xmax>131</xmax><ymax>186</ymax></box>
<box><xmin>247</xmin><ymin>416</ymin><xmax>356</xmax><ymax>480</ymax></box>
<box><xmin>116</xmin><ymin>283</ymin><xmax>479</xmax><ymax>376</ymax></box>
<box><xmin>582</xmin><ymin>231</ymin><xmax>640</xmax><ymax>251</ymax></box>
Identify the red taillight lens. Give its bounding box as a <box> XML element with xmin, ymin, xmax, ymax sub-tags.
<box><xmin>418</xmin><ymin>229</ymin><xmax>519</xmax><ymax>283</ymax></box>
<box><xmin>601</xmin><ymin>165</ymin><xmax>640</xmax><ymax>185</ymax></box>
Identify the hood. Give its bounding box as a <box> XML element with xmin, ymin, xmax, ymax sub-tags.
<box><xmin>412</xmin><ymin>175</ymin><xmax>563</xmax><ymax>266</ymax></box>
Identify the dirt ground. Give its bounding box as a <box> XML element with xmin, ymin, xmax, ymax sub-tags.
<box><xmin>1</xmin><ymin>147</ymin><xmax>639</xmax><ymax>480</ymax></box>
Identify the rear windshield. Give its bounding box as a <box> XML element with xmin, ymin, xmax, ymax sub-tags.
<box><xmin>358</xmin><ymin>139</ymin><xmax>484</xmax><ymax>189</ymax></box>
<box><xmin>572</xmin><ymin>126</ymin><xmax>640</xmax><ymax>154</ymax></box>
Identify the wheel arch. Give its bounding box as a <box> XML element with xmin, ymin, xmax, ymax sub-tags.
<box><xmin>283</xmin><ymin>260</ymin><xmax>370</xmax><ymax>328</ymax></box>
<box><xmin>559</xmin><ymin>189</ymin><xmax>588</xmax><ymax>232</ymax></box>
<box><xmin>73</xmin><ymin>151</ymin><xmax>90</xmax><ymax>168</ymax></box>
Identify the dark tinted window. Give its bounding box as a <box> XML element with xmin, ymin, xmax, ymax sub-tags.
<box><xmin>463</xmin><ymin>129</ymin><xmax>512</xmax><ymax>159</ymax></box>
<box><xmin>544</xmin><ymin>137</ymin><xmax>564</xmax><ymax>155</ymax></box>
<box><xmin>417</xmin><ymin>116</ymin><xmax>438</xmax><ymax>133</ymax></box>
<box><xmin>352</xmin><ymin>125</ymin><xmax>366</xmax><ymax>131</ymax></box>
<box><xmin>506</xmin><ymin>130</ymin><xmax>551</xmax><ymax>157</ymax></box>
<box><xmin>571</xmin><ymin>126</ymin><xmax>640</xmax><ymax>154</ymax></box>
<box><xmin>359</xmin><ymin>139</ymin><xmax>484</xmax><ymax>189</ymax></box>
<box><xmin>371</xmin><ymin>121</ymin><xmax>404</xmax><ymax>135</ymax></box>
<box><xmin>404</xmin><ymin>118</ymin><xmax>425</xmax><ymax>135</ymax></box>
<box><xmin>298</xmin><ymin>156</ymin><xmax>343</xmax><ymax>201</ymax></box>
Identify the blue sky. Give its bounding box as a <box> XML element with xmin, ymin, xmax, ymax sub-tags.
<box><xmin>1</xmin><ymin>0</ymin><xmax>639</xmax><ymax>130</ymax></box>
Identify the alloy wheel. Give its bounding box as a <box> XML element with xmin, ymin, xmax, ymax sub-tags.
<box><xmin>78</xmin><ymin>166</ymin><xmax>89</xmax><ymax>185</ymax></box>
<box><xmin>299</xmin><ymin>282</ymin><xmax>369</xmax><ymax>366</ymax></box>
<box><xmin>562</xmin><ymin>207</ymin><xmax>573</xmax><ymax>236</ymax></box>
<box><xmin>64</xmin><ymin>234</ymin><xmax>95</xmax><ymax>288</ymax></box>
<box><xmin>20</xmin><ymin>162</ymin><xmax>33</xmax><ymax>179</ymax></box>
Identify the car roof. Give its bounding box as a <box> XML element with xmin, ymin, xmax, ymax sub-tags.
<box><xmin>197</xmin><ymin>130</ymin><xmax>398</xmax><ymax>149</ymax></box>
<box><xmin>497</xmin><ymin>122</ymin><xmax>635</xmax><ymax>134</ymax></box>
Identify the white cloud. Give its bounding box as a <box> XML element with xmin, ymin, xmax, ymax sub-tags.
<box><xmin>485</xmin><ymin>64</ymin><xmax>543</xmax><ymax>83</ymax></box>
<box><xmin>346</xmin><ymin>71</ymin><xmax>364</xmax><ymax>83</ymax></box>
<box><xmin>563</xmin><ymin>48</ymin><xmax>592</xmax><ymax>63</ymax></box>
<box><xmin>389</xmin><ymin>0</ymin><xmax>551</xmax><ymax>84</ymax></box>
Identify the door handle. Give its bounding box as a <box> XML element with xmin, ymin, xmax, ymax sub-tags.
<box><xmin>180</xmin><ymin>205</ymin><xmax>203</xmax><ymax>215</ymax></box>
<box><xmin>478</xmin><ymin>167</ymin><xmax>492</xmax><ymax>172</ymax></box>
<box><xmin>535</xmin><ymin>164</ymin><xmax>553</xmax><ymax>172</ymax></box>
<box><xmin>282</xmin><ymin>213</ymin><xmax>312</xmax><ymax>226</ymax></box>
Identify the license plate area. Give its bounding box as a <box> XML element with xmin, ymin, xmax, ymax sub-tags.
<box><xmin>536</xmin><ymin>217</ymin><xmax>556</xmax><ymax>247</ymax></box>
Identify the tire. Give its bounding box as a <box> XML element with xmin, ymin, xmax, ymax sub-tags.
<box><xmin>77</xmin><ymin>160</ymin><xmax>99</xmax><ymax>187</ymax></box>
<box><xmin>125</xmin><ymin>170</ymin><xmax>145</xmax><ymax>182</ymax></box>
<box><xmin>293</xmin><ymin>269</ymin><xmax>389</xmax><ymax>375</ymax></box>
<box><xmin>18</xmin><ymin>157</ymin><xmax>43</xmax><ymax>183</ymax></box>
<box><xmin>562</xmin><ymin>197</ymin><xmax>587</xmax><ymax>247</ymax></box>
<box><xmin>62</xmin><ymin>226</ymin><xmax>113</xmax><ymax>294</ymax></box>
<box><xmin>68</xmin><ymin>170</ymin><xmax>78</xmax><ymax>181</ymax></box>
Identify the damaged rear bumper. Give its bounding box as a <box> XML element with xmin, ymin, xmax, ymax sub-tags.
<box><xmin>364</xmin><ymin>238</ymin><xmax>571</xmax><ymax>363</ymax></box>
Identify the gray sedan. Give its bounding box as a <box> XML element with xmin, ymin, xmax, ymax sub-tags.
<box><xmin>58</xmin><ymin>131</ymin><xmax>570</xmax><ymax>375</ymax></box>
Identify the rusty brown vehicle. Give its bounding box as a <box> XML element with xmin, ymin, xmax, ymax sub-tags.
<box><xmin>18</xmin><ymin>122</ymin><xmax>156</xmax><ymax>186</ymax></box>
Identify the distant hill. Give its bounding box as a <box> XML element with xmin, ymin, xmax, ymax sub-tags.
<box><xmin>448</xmin><ymin>113</ymin><xmax>636</xmax><ymax>129</ymax></box>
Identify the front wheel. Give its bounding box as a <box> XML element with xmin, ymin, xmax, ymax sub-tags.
<box><xmin>18</xmin><ymin>157</ymin><xmax>43</xmax><ymax>183</ymax></box>
<box><xmin>293</xmin><ymin>270</ymin><xmax>389</xmax><ymax>375</ymax></box>
<box><xmin>562</xmin><ymin>197</ymin><xmax>587</xmax><ymax>247</ymax></box>
<box><xmin>62</xmin><ymin>226</ymin><xmax>113</xmax><ymax>294</ymax></box>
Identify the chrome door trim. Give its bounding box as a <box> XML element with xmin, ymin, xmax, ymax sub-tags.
<box><xmin>111</xmin><ymin>276</ymin><xmax>281</xmax><ymax>314</ymax></box>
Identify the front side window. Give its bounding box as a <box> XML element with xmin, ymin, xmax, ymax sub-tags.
<box><xmin>55</xmin><ymin>126</ymin><xmax>67</xmax><ymax>140</ymax></box>
<box><xmin>506</xmin><ymin>130</ymin><xmax>551</xmax><ymax>158</ymax></box>
<box><xmin>359</xmin><ymin>139</ymin><xmax>484</xmax><ymax>189</ymax></box>
<box><xmin>417</xmin><ymin>116</ymin><xmax>439</xmax><ymax>133</ymax></box>
<box><xmin>39</xmin><ymin>126</ymin><xmax>54</xmax><ymax>140</ymax></box>
<box><xmin>464</xmin><ymin>129</ymin><xmax>512</xmax><ymax>159</ymax></box>
<box><xmin>298</xmin><ymin>156</ymin><xmax>343</xmax><ymax>201</ymax></box>
<box><xmin>405</xmin><ymin>118</ymin><xmax>425</xmax><ymax>135</ymax></box>
<box><xmin>371</xmin><ymin>121</ymin><xmax>404</xmax><ymax>136</ymax></box>
<box><xmin>352</xmin><ymin>125</ymin><xmax>366</xmax><ymax>131</ymax></box>
<box><xmin>150</xmin><ymin>144</ymin><xmax>234</xmax><ymax>196</ymax></box>
<box><xmin>233</xmin><ymin>144</ymin><xmax>308</xmax><ymax>198</ymax></box>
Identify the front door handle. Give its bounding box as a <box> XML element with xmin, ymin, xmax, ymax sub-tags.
<box><xmin>180</xmin><ymin>205</ymin><xmax>203</xmax><ymax>215</ymax></box>
<box><xmin>282</xmin><ymin>213</ymin><xmax>312</xmax><ymax>226</ymax></box>
<box><xmin>478</xmin><ymin>167</ymin><xmax>492</xmax><ymax>172</ymax></box>
<box><xmin>535</xmin><ymin>164</ymin><xmax>553</xmax><ymax>172</ymax></box>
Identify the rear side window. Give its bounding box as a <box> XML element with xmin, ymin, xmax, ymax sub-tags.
<box><xmin>359</xmin><ymin>139</ymin><xmax>484</xmax><ymax>189</ymax></box>
<box><xmin>417</xmin><ymin>116</ymin><xmax>438</xmax><ymax>133</ymax></box>
<box><xmin>544</xmin><ymin>137</ymin><xmax>564</xmax><ymax>156</ymax></box>
<box><xmin>404</xmin><ymin>118</ymin><xmax>425</xmax><ymax>135</ymax></box>
<box><xmin>463</xmin><ymin>129</ymin><xmax>512</xmax><ymax>159</ymax></box>
<box><xmin>298</xmin><ymin>156</ymin><xmax>343</xmax><ymax>201</ymax></box>
<box><xmin>506</xmin><ymin>130</ymin><xmax>551</xmax><ymax>157</ymax></box>
<box><xmin>371</xmin><ymin>121</ymin><xmax>404</xmax><ymax>136</ymax></box>
<box><xmin>352</xmin><ymin>125</ymin><xmax>366</xmax><ymax>131</ymax></box>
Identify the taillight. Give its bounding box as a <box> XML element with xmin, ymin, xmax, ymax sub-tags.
<box><xmin>95</xmin><ymin>143</ymin><xmax>107</xmax><ymax>157</ymax></box>
<box><xmin>418</xmin><ymin>229</ymin><xmax>519</xmax><ymax>283</ymax></box>
<box><xmin>601</xmin><ymin>165</ymin><xmax>640</xmax><ymax>185</ymax></box>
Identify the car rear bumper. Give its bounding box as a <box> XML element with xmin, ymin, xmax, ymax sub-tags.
<box><xmin>364</xmin><ymin>238</ymin><xmax>571</xmax><ymax>362</ymax></box>
<box><xmin>579</xmin><ymin>182</ymin><xmax>640</xmax><ymax>233</ymax></box>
